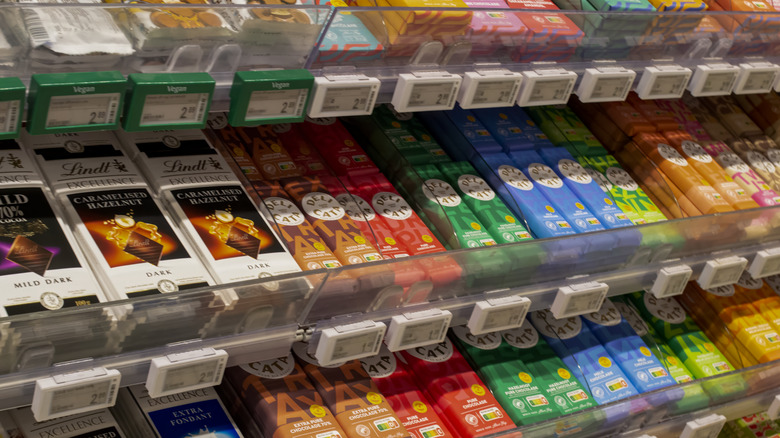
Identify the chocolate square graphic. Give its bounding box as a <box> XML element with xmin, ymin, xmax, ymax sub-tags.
<box><xmin>6</xmin><ymin>235</ymin><xmax>53</xmax><ymax>276</ymax></box>
<box><xmin>226</xmin><ymin>225</ymin><xmax>261</xmax><ymax>258</ymax></box>
<box><xmin>124</xmin><ymin>230</ymin><xmax>163</xmax><ymax>266</ymax></box>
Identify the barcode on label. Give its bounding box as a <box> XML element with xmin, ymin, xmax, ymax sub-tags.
<box><xmin>23</xmin><ymin>10</ymin><xmax>50</xmax><ymax>46</ymax></box>
<box><xmin>294</xmin><ymin>89</ymin><xmax>307</xmax><ymax>117</ymax></box>
<box><xmin>195</xmin><ymin>93</ymin><xmax>208</xmax><ymax>122</ymax></box>
<box><xmin>106</xmin><ymin>96</ymin><xmax>119</xmax><ymax>124</ymax></box>
<box><xmin>5</xmin><ymin>101</ymin><xmax>18</xmax><ymax>133</ymax></box>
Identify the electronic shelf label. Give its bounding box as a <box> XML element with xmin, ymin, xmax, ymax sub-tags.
<box><xmin>32</xmin><ymin>367</ymin><xmax>121</xmax><ymax>422</ymax></box>
<box><xmin>517</xmin><ymin>68</ymin><xmax>577</xmax><ymax>107</ymax></box>
<box><xmin>385</xmin><ymin>308</ymin><xmax>453</xmax><ymax>351</ymax></box>
<box><xmin>392</xmin><ymin>71</ymin><xmax>462</xmax><ymax>113</ymax></box>
<box><xmin>27</xmin><ymin>71</ymin><xmax>126</xmax><ymax>135</ymax></box>
<box><xmin>768</xmin><ymin>394</ymin><xmax>780</xmax><ymax>420</ymax></box>
<box><xmin>315</xmin><ymin>320</ymin><xmax>386</xmax><ymax>366</ymax></box>
<box><xmin>735</xmin><ymin>62</ymin><xmax>780</xmax><ymax>95</ymax></box>
<box><xmin>123</xmin><ymin>72</ymin><xmax>215</xmax><ymax>131</ymax></box>
<box><xmin>680</xmin><ymin>414</ymin><xmax>726</xmax><ymax>438</ymax></box>
<box><xmin>308</xmin><ymin>74</ymin><xmax>380</xmax><ymax>118</ymax></box>
<box><xmin>688</xmin><ymin>63</ymin><xmax>739</xmax><ymax>97</ymax></box>
<box><xmin>228</xmin><ymin>69</ymin><xmax>313</xmax><ymax>126</ymax></box>
<box><xmin>0</xmin><ymin>77</ymin><xmax>24</xmax><ymax>140</ymax></box>
<box><xmin>576</xmin><ymin>66</ymin><xmax>636</xmax><ymax>103</ymax></box>
<box><xmin>551</xmin><ymin>281</ymin><xmax>609</xmax><ymax>319</ymax></box>
<box><xmin>467</xmin><ymin>295</ymin><xmax>531</xmax><ymax>335</ymax></box>
<box><xmin>636</xmin><ymin>65</ymin><xmax>692</xmax><ymax>100</ymax></box>
<box><xmin>458</xmin><ymin>69</ymin><xmax>523</xmax><ymax>109</ymax></box>
<box><xmin>749</xmin><ymin>248</ymin><xmax>780</xmax><ymax>279</ymax></box>
<box><xmin>649</xmin><ymin>265</ymin><xmax>693</xmax><ymax>298</ymax></box>
<box><xmin>697</xmin><ymin>256</ymin><xmax>748</xmax><ymax>290</ymax></box>
<box><xmin>146</xmin><ymin>348</ymin><xmax>228</xmax><ymax>399</ymax></box>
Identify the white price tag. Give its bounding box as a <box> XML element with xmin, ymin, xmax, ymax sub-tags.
<box><xmin>636</xmin><ymin>65</ymin><xmax>692</xmax><ymax>100</ymax></box>
<box><xmin>0</xmin><ymin>99</ymin><xmax>20</xmax><ymax>133</ymax></box>
<box><xmin>734</xmin><ymin>63</ymin><xmax>780</xmax><ymax>94</ymax></box>
<box><xmin>467</xmin><ymin>295</ymin><xmax>531</xmax><ymax>335</ymax></box>
<box><xmin>392</xmin><ymin>72</ymin><xmax>462</xmax><ymax>113</ymax></box>
<box><xmin>697</xmin><ymin>256</ymin><xmax>748</xmax><ymax>289</ymax></box>
<box><xmin>246</xmin><ymin>88</ymin><xmax>308</xmax><ymax>121</ymax></box>
<box><xmin>550</xmin><ymin>281</ymin><xmax>609</xmax><ymax>319</ymax></box>
<box><xmin>45</xmin><ymin>93</ymin><xmax>120</xmax><ymax>128</ymax></box>
<box><xmin>385</xmin><ymin>309</ymin><xmax>452</xmax><ymax>351</ymax></box>
<box><xmin>32</xmin><ymin>367</ymin><xmax>121</xmax><ymax>422</ymax></box>
<box><xmin>576</xmin><ymin>67</ymin><xmax>636</xmax><ymax>103</ymax></box>
<box><xmin>458</xmin><ymin>70</ymin><xmax>523</xmax><ymax>109</ymax></box>
<box><xmin>649</xmin><ymin>265</ymin><xmax>692</xmax><ymax>298</ymax></box>
<box><xmin>146</xmin><ymin>348</ymin><xmax>228</xmax><ymax>398</ymax></box>
<box><xmin>315</xmin><ymin>320</ymin><xmax>386</xmax><ymax>366</ymax></box>
<box><xmin>688</xmin><ymin>64</ymin><xmax>739</xmax><ymax>96</ymax></box>
<box><xmin>768</xmin><ymin>395</ymin><xmax>780</xmax><ymax>420</ymax></box>
<box><xmin>518</xmin><ymin>69</ymin><xmax>577</xmax><ymax>106</ymax></box>
<box><xmin>308</xmin><ymin>75</ymin><xmax>380</xmax><ymax>118</ymax></box>
<box><xmin>680</xmin><ymin>414</ymin><xmax>726</xmax><ymax>438</ymax></box>
<box><xmin>140</xmin><ymin>92</ymin><xmax>209</xmax><ymax>126</ymax></box>
<box><xmin>749</xmin><ymin>247</ymin><xmax>780</xmax><ymax>279</ymax></box>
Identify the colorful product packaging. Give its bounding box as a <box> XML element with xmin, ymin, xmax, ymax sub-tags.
<box><xmin>627</xmin><ymin>93</ymin><xmax>684</xmax><ymax>132</ymax></box>
<box><xmin>699</xmin><ymin>140</ymin><xmax>780</xmax><ymax>206</ymax></box>
<box><xmin>272</xmin><ymin>123</ymin><xmax>332</xmax><ymax>177</ymax></box>
<box><xmin>530</xmin><ymin>309</ymin><xmax>640</xmax><ymax>405</ymax></box>
<box><xmin>361</xmin><ymin>345</ymin><xmax>456</xmax><ymax>438</ymax></box>
<box><xmin>315</xmin><ymin>3</ymin><xmax>385</xmax><ymax>64</ymax></box>
<box><xmin>470</xmin><ymin>107</ymin><xmax>540</xmax><ymax>152</ymax></box>
<box><xmin>299</xmin><ymin>118</ymin><xmax>379</xmax><ymax>177</ymax></box>
<box><xmin>397</xmin><ymin>338</ymin><xmax>515</xmax><ymax>437</ymax></box>
<box><xmin>208</xmin><ymin>122</ymin><xmax>303</xmax><ymax>180</ymax></box>
<box><xmin>12</xmin><ymin>407</ymin><xmax>128</xmax><ymax>438</ymax></box>
<box><xmin>581</xmin><ymin>298</ymin><xmax>677</xmax><ymax>392</ymax></box>
<box><xmin>225</xmin><ymin>354</ymin><xmax>347</xmax><ymax>438</ymax></box>
<box><xmin>294</xmin><ymin>343</ymin><xmax>411</xmax><ymax>438</ymax></box>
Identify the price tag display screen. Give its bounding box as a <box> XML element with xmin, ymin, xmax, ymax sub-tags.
<box><xmin>529</xmin><ymin>78</ymin><xmax>573</xmax><ymax>103</ymax></box>
<box><xmin>141</xmin><ymin>92</ymin><xmax>209</xmax><ymax>126</ymax></box>
<box><xmin>400</xmin><ymin>318</ymin><xmax>448</xmax><ymax>347</ymax></box>
<box><xmin>701</xmin><ymin>72</ymin><xmax>737</xmax><ymax>94</ymax></box>
<box><xmin>744</xmin><ymin>71</ymin><xmax>776</xmax><ymax>91</ymax></box>
<box><xmin>331</xmin><ymin>331</ymin><xmax>381</xmax><ymax>361</ymax></box>
<box><xmin>162</xmin><ymin>360</ymin><xmax>220</xmax><ymax>393</ymax></box>
<box><xmin>482</xmin><ymin>307</ymin><xmax>521</xmax><ymax>331</ymax></box>
<box><xmin>49</xmin><ymin>380</ymin><xmax>115</xmax><ymax>416</ymax></box>
<box><xmin>321</xmin><ymin>86</ymin><xmax>375</xmax><ymax>113</ymax></box>
<box><xmin>591</xmin><ymin>76</ymin><xmax>631</xmax><ymax>99</ymax></box>
<box><xmin>246</xmin><ymin>88</ymin><xmax>307</xmax><ymax>120</ymax></box>
<box><xmin>0</xmin><ymin>99</ymin><xmax>19</xmax><ymax>133</ymax></box>
<box><xmin>46</xmin><ymin>93</ymin><xmax>120</xmax><ymax>128</ymax></box>
<box><xmin>650</xmin><ymin>75</ymin><xmax>687</xmax><ymax>97</ymax></box>
<box><xmin>471</xmin><ymin>80</ymin><xmax>517</xmax><ymax>105</ymax></box>
<box><xmin>407</xmin><ymin>82</ymin><xmax>458</xmax><ymax>108</ymax></box>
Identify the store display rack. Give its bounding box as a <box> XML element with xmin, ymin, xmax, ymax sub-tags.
<box><xmin>4</xmin><ymin>1</ymin><xmax>780</xmax><ymax>436</ymax></box>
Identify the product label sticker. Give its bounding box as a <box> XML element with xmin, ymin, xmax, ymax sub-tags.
<box><xmin>605</xmin><ymin>167</ymin><xmax>638</xmax><ymax>191</ymax></box>
<box><xmin>747</xmin><ymin>151</ymin><xmax>776</xmax><ymax>174</ymax></box>
<box><xmin>148</xmin><ymin>398</ymin><xmax>241</xmax><ymax>438</ymax></box>
<box><xmin>405</xmin><ymin>338</ymin><xmax>454</xmax><ymax>363</ymax></box>
<box><xmin>766</xmin><ymin>275</ymin><xmax>780</xmax><ymax>294</ymax></box>
<box><xmin>614</xmin><ymin>302</ymin><xmax>648</xmax><ymax>336</ymax></box>
<box><xmin>643</xmin><ymin>294</ymin><xmax>686</xmax><ymax>323</ymax></box>
<box><xmin>458</xmin><ymin>174</ymin><xmax>496</xmax><ymax>201</ymax></box>
<box><xmin>170</xmin><ymin>186</ymin><xmax>286</xmax><ymax>261</ymax></box>
<box><xmin>737</xmin><ymin>271</ymin><xmax>763</xmax><ymax>290</ymax></box>
<box><xmin>422</xmin><ymin>179</ymin><xmax>462</xmax><ymax>207</ymax></box>
<box><xmin>372</xmin><ymin>192</ymin><xmax>413</xmax><ymax>221</ymax></box>
<box><xmin>265</xmin><ymin>196</ymin><xmax>306</xmax><ymax>227</ymax></box>
<box><xmin>707</xmin><ymin>284</ymin><xmax>735</xmax><ymax>296</ymax></box>
<box><xmin>527</xmin><ymin>163</ymin><xmax>564</xmax><ymax>188</ymax></box>
<box><xmin>451</xmin><ymin>326</ymin><xmax>502</xmax><ymax>350</ymax></box>
<box><xmin>360</xmin><ymin>349</ymin><xmax>397</xmax><ymax>378</ymax></box>
<box><xmin>336</xmin><ymin>193</ymin><xmax>376</xmax><ymax>222</ymax></box>
<box><xmin>658</xmin><ymin>143</ymin><xmax>688</xmax><ymax>166</ymax></box>
<box><xmin>501</xmin><ymin>320</ymin><xmax>539</xmax><ymax>349</ymax></box>
<box><xmin>498</xmin><ymin>165</ymin><xmax>533</xmax><ymax>191</ymax></box>
<box><xmin>530</xmin><ymin>310</ymin><xmax>582</xmax><ymax>340</ymax></box>
<box><xmin>240</xmin><ymin>353</ymin><xmax>296</xmax><ymax>379</ymax></box>
<box><xmin>767</xmin><ymin>149</ymin><xmax>780</xmax><ymax>167</ymax></box>
<box><xmin>302</xmin><ymin>192</ymin><xmax>346</xmax><ymax>221</ymax></box>
<box><xmin>681</xmin><ymin>141</ymin><xmax>713</xmax><ymax>163</ymax></box>
<box><xmin>720</xmin><ymin>153</ymin><xmax>751</xmax><ymax>173</ymax></box>
<box><xmin>582</xmin><ymin>298</ymin><xmax>621</xmax><ymax>327</ymax></box>
<box><xmin>586</xmin><ymin>169</ymin><xmax>612</xmax><ymax>193</ymax></box>
<box><xmin>558</xmin><ymin>159</ymin><xmax>592</xmax><ymax>185</ymax></box>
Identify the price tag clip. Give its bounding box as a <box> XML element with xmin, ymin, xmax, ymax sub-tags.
<box><xmin>467</xmin><ymin>295</ymin><xmax>531</xmax><ymax>335</ymax></box>
<box><xmin>680</xmin><ymin>414</ymin><xmax>727</xmax><ymax>438</ymax></box>
<box><xmin>749</xmin><ymin>247</ymin><xmax>780</xmax><ymax>279</ymax></box>
<box><xmin>636</xmin><ymin>65</ymin><xmax>692</xmax><ymax>100</ymax></box>
<box><xmin>315</xmin><ymin>320</ymin><xmax>386</xmax><ymax>366</ymax></box>
<box><xmin>697</xmin><ymin>256</ymin><xmax>748</xmax><ymax>289</ymax></box>
<box><xmin>385</xmin><ymin>309</ymin><xmax>453</xmax><ymax>351</ymax></box>
<box><xmin>768</xmin><ymin>395</ymin><xmax>780</xmax><ymax>420</ymax></box>
<box><xmin>576</xmin><ymin>67</ymin><xmax>636</xmax><ymax>103</ymax></box>
<box><xmin>688</xmin><ymin>63</ymin><xmax>739</xmax><ymax>97</ymax></box>
<box><xmin>517</xmin><ymin>69</ymin><xmax>577</xmax><ymax>107</ymax></box>
<box><xmin>458</xmin><ymin>69</ymin><xmax>523</xmax><ymax>109</ymax></box>
<box><xmin>308</xmin><ymin>74</ymin><xmax>381</xmax><ymax>118</ymax></box>
<box><xmin>392</xmin><ymin>71</ymin><xmax>462</xmax><ymax>113</ymax></box>
<box><xmin>228</xmin><ymin>69</ymin><xmax>314</xmax><ymax>126</ymax></box>
<box><xmin>649</xmin><ymin>265</ymin><xmax>693</xmax><ymax>298</ymax></box>
<box><xmin>124</xmin><ymin>72</ymin><xmax>215</xmax><ymax>132</ymax></box>
<box><xmin>146</xmin><ymin>347</ymin><xmax>228</xmax><ymax>398</ymax></box>
<box><xmin>32</xmin><ymin>367</ymin><xmax>121</xmax><ymax>422</ymax></box>
<box><xmin>551</xmin><ymin>281</ymin><xmax>609</xmax><ymax>319</ymax></box>
<box><xmin>734</xmin><ymin>62</ymin><xmax>780</xmax><ymax>94</ymax></box>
